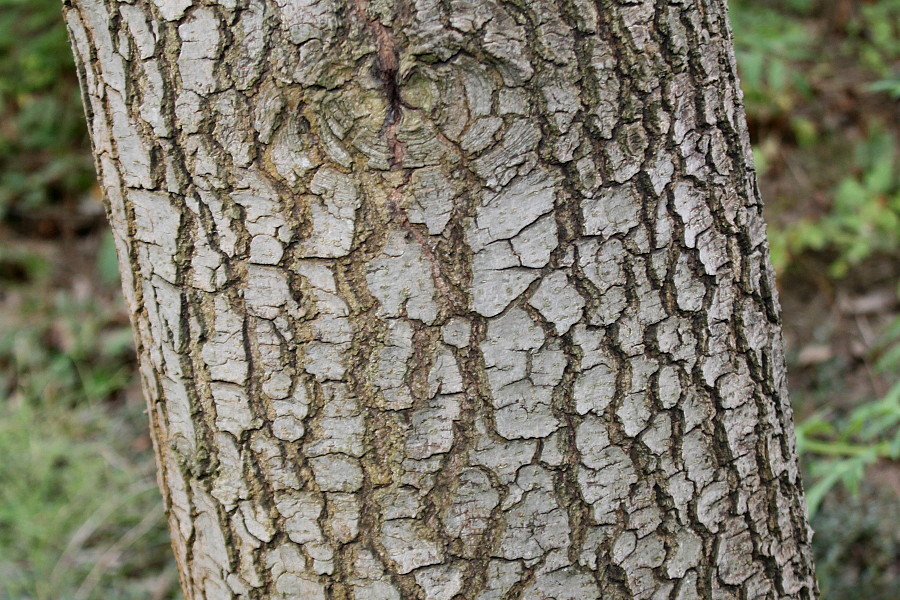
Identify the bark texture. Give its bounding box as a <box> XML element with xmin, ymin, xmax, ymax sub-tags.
<box><xmin>64</xmin><ymin>0</ymin><xmax>817</xmax><ymax>598</ymax></box>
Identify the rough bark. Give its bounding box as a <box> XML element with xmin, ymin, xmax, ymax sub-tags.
<box><xmin>63</xmin><ymin>0</ymin><xmax>817</xmax><ymax>598</ymax></box>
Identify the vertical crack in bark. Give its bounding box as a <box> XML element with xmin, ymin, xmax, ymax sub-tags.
<box><xmin>385</xmin><ymin>180</ymin><xmax>463</xmax><ymax>313</ymax></box>
<box><xmin>352</xmin><ymin>0</ymin><xmax>405</xmax><ymax>169</ymax></box>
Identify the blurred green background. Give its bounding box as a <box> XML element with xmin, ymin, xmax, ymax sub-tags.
<box><xmin>0</xmin><ymin>0</ymin><xmax>897</xmax><ymax>598</ymax></box>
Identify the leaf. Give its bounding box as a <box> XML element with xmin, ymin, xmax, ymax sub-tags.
<box><xmin>805</xmin><ymin>460</ymin><xmax>844</xmax><ymax>517</ymax></box>
<box><xmin>867</xmin><ymin>78</ymin><xmax>900</xmax><ymax>99</ymax></box>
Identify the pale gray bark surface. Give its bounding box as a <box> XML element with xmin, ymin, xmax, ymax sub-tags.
<box><xmin>64</xmin><ymin>0</ymin><xmax>817</xmax><ymax>598</ymax></box>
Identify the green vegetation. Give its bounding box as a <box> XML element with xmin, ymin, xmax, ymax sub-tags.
<box><xmin>797</xmin><ymin>318</ymin><xmax>900</xmax><ymax>517</ymax></box>
<box><xmin>0</xmin><ymin>0</ymin><xmax>896</xmax><ymax>598</ymax></box>
<box><xmin>0</xmin><ymin>276</ymin><xmax>179</xmax><ymax>599</ymax></box>
<box><xmin>0</xmin><ymin>398</ymin><xmax>174</xmax><ymax>599</ymax></box>
<box><xmin>0</xmin><ymin>0</ymin><xmax>95</xmax><ymax>221</ymax></box>
<box><xmin>733</xmin><ymin>0</ymin><xmax>900</xmax><ymax>276</ymax></box>
<box><xmin>767</xmin><ymin>126</ymin><xmax>899</xmax><ymax>278</ymax></box>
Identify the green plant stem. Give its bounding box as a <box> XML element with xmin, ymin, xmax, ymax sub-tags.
<box><xmin>801</xmin><ymin>438</ymin><xmax>891</xmax><ymax>458</ymax></box>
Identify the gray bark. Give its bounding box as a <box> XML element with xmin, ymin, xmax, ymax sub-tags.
<box><xmin>63</xmin><ymin>0</ymin><xmax>818</xmax><ymax>598</ymax></box>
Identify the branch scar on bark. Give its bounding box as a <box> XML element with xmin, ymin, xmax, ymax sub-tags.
<box><xmin>352</xmin><ymin>0</ymin><xmax>404</xmax><ymax>169</ymax></box>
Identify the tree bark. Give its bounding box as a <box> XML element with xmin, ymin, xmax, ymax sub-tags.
<box><xmin>64</xmin><ymin>0</ymin><xmax>817</xmax><ymax>598</ymax></box>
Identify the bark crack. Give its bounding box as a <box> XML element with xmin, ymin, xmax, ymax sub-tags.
<box><xmin>352</xmin><ymin>0</ymin><xmax>405</xmax><ymax>169</ymax></box>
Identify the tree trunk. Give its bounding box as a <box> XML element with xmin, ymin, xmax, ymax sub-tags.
<box><xmin>64</xmin><ymin>0</ymin><xmax>817</xmax><ymax>598</ymax></box>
